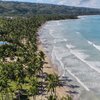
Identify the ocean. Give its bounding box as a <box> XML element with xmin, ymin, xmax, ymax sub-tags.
<box><xmin>39</xmin><ymin>15</ymin><xmax>100</xmax><ymax>100</ymax></box>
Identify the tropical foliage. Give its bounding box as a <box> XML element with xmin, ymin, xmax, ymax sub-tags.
<box><xmin>0</xmin><ymin>15</ymin><xmax>72</xmax><ymax>100</ymax></box>
<box><xmin>0</xmin><ymin>1</ymin><xmax>100</xmax><ymax>16</ymax></box>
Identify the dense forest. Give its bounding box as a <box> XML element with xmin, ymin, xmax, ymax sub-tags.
<box><xmin>0</xmin><ymin>15</ymin><xmax>74</xmax><ymax>100</ymax></box>
<box><xmin>0</xmin><ymin>1</ymin><xmax>100</xmax><ymax>16</ymax></box>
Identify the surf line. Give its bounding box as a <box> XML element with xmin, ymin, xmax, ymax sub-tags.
<box><xmin>67</xmin><ymin>69</ymin><xmax>90</xmax><ymax>91</ymax></box>
<box><xmin>88</xmin><ymin>40</ymin><xmax>100</xmax><ymax>51</ymax></box>
<box><xmin>53</xmin><ymin>46</ymin><xmax>90</xmax><ymax>91</ymax></box>
<box><xmin>49</xmin><ymin>30</ymin><xmax>55</xmax><ymax>38</ymax></box>
<box><xmin>66</xmin><ymin>45</ymin><xmax>100</xmax><ymax>74</ymax></box>
<box><xmin>54</xmin><ymin>39</ymin><xmax>67</xmax><ymax>43</ymax></box>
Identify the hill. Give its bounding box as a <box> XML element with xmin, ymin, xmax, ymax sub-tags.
<box><xmin>0</xmin><ymin>1</ymin><xmax>100</xmax><ymax>16</ymax></box>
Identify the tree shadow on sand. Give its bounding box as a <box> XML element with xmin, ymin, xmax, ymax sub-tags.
<box><xmin>67</xmin><ymin>84</ymin><xmax>80</xmax><ymax>89</ymax></box>
<box><xmin>66</xmin><ymin>90</ymin><xmax>79</xmax><ymax>95</ymax></box>
<box><xmin>61</xmin><ymin>76</ymin><xmax>80</xmax><ymax>96</ymax></box>
<box><xmin>60</xmin><ymin>76</ymin><xmax>73</xmax><ymax>86</ymax></box>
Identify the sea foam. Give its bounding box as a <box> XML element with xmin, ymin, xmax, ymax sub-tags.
<box><xmin>54</xmin><ymin>38</ymin><xmax>67</xmax><ymax>43</ymax></box>
<box><xmin>53</xmin><ymin>46</ymin><xmax>90</xmax><ymax>91</ymax></box>
<box><xmin>66</xmin><ymin>44</ymin><xmax>100</xmax><ymax>74</ymax></box>
<box><xmin>56</xmin><ymin>21</ymin><xmax>61</xmax><ymax>26</ymax></box>
<box><xmin>88</xmin><ymin>40</ymin><xmax>100</xmax><ymax>51</ymax></box>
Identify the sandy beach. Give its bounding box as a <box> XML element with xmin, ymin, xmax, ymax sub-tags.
<box><xmin>37</xmin><ymin>41</ymin><xmax>69</xmax><ymax>100</ymax></box>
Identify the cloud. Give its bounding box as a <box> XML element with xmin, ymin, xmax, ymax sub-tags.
<box><xmin>58</xmin><ymin>0</ymin><xmax>80</xmax><ymax>5</ymax></box>
<box><xmin>57</xmin><ymin>0</ymin><xmax>100</xmax><ymax>8</ymax></box>
<box><xmin>2</xmin><ymin>0</ymin><xmax>100</xmax><ymax>8</ymax></box>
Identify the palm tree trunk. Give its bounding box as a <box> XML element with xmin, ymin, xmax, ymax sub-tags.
<box><xmin>51</xmin><ymin>90</ymin><xmax>53</xmax><ymax>96</ymax></box>
<box><xmin>33</xmin><ymin>95</ymin><xmax>35</xmax><ymax>100</ymax></box>
<box><xmin>34</xmin><ymin>96</ymin><xmax>36</xmax><ymax>100</ymax></box>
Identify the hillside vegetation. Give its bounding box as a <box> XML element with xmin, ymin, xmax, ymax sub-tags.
<box><xmin>0</xmin><ymin>1</ymin><xmax>100</xmax><ymax>16</ymax></box>
<box><xmin>0</xmin><ymin>1</ymin><xmax>100</xmax><ymax>100</ymax></box>
<box><xmin>0</xmin><ymin>14</ymin><xmax>74</xmax><ymax>100</ymax></box>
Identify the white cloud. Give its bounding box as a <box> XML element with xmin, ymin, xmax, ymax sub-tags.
<box><xmin>56</xmin><ymin>0</ymin><xmax>100</xmax><ymax>8</ymax></box>
<box><xmin>2</xmin><ymin>0</ymin><xmax>100</xmax><ymax>8</ymax></box>
<box><xmin>58</xmin><ymin>0</ymin><xmax>80</xmax><ymax>6</ymax></box>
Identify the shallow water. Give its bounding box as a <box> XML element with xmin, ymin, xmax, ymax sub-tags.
<box><xmin>38</xmin><ymin>15</ymin><xmax>100</xmax><ymax>100</ymax></box>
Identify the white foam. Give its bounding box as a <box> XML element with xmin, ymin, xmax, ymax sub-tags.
<box><xmin>54</xmin><ymin>39</ymin><xmax>67</xmax><ymax>43</ymax></box>
<box><xmin>87</xmin><ymin>61</ymin><xmax>100</xmax><ymax>69</ymax></box>
<box><xmin>64</xmin><ymin>39</ymin><xmax>67</xmax><ymax>42</ymax></box>
<box><xmin>88</xmin><ymin>41</ymin><xmax>93</xmax><ymax>45</ymax></box>
<box><xmin>51</xmin><ymin>46</ymin><xmax>66</xmax><ymax>76</ymax></box>
<box><xmin>78</xmin><ymin>16</ymin><xmax>88</xmax><ymax>19</ymax></box>
<box><xmin>93</xmin><ymin>44</ymin><xmax>100</xmax><ymax>51</ymax></box>
<box><xmin>76</xmin><ymin>32</ymin><xmax>80</xmax><ymax>35</ymax></box>
<box><xmin>56</xmin><ymin>21</ymin><xmax>61</xmax><ymax>26</ymax></box>
<box><xmin>66</xmin><ymin>44</ymin><xmax>75</xmax><ymax>49</ymax></box>
<box><xmin>66</xmin><ymin>45</ymin><xmax>100</xmax><ymax>74</ymax></box>
<box><xmin>49</xmin><ymin>30</ymin><xmax>55</xmax><ymax>38</ymax></box>
<box><xmin>53</xmin><ymin>46</ymin><xmax>67</xmax><ymax>59</ymax></box>
<box><xmin>66</xmin><ymin>69</ymin><xmax>90</xmax><ymax>91</ymax></box>
<box><xmin>88</xmin><ymin>40</ymin><xmax>100</xmax><ymax>51</ymax></box>
<box><xmin>54</xmin><ymin>47</ymin><xmax>90</xmax><ymax>91</ymax></box>
<box><xmin>66</xmin><ymin>45</ymin><xmax>88</xmax><ymax>59</ymax></box>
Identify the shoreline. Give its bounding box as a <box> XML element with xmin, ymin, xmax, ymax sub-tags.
<box><xmin>38</xmin><ymin>40</ymin><xmax>70</xmax><ymax>99</ymax></box>
<box><xmin>37</xmin><ymin>20</ymin><xmax>80</xmax><ymax>100</ymax></box>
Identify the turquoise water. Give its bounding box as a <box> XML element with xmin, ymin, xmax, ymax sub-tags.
<box><xmin>39</xmin><ymin>15</ymin><xmax>100</xmax><ymax>100</ymax></box>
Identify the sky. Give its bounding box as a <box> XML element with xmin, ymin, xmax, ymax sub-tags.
<box><xmin>2</xmin><ymin>0</ymin><xmax>100</xmax><ymax>8</ymax></box>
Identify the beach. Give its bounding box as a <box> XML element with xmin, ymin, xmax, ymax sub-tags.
<box><xmin>37</xmin><ymin>40</ymin><xmax>69</xmax><ymax>100</ymax></box>
<box><xmin>37</xmin><ymin>16</ymin><xmax>100</xmax><ymax>100</ymax></box>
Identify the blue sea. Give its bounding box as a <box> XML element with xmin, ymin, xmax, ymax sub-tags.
<box><xmin>39</xmin><ymin>15</ymin><xmax>100</xmax><ymax>100</ymax></box>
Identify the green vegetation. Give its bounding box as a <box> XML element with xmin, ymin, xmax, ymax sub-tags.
<box><xmin>0</xmin><ymin>1</ymin><xmax>100</xmax><ymax>16</ymax></box>
<box><xmin>1</xmin><ymin>1</ymin><xmax>100</xmax><ymax>100</ymax></box>
<box><xmin>0</xmin><ymin>15</ymin><xmax>73</xmax><ymax>100</ymax></box>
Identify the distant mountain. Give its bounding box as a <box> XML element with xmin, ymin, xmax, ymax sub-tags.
<box><xmin>0</xmin><ymin>1</ymin><xmax>100</xmax><ymax>16</ymax></box>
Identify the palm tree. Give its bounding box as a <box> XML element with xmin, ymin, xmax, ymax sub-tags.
<box><xmin>0</xmin><ymin>63</ymin><xmax>13</xmax><ymax>100</ymax></box>
<box><xmin>0</xmin><ymin>16</ymin><xmax>73</xmax><ymax>100</ymax></box>
<box><xmin>46</xmin><ymin>74</ymin><xmax>60</xmax><ymax>96</ymax></box>
<box><xmin>0</xmin><ymin>78</ymin><xmax>10</xmax><ymax>100</ymax></box>
<box><xmin>13</xmin><ymin>63</ymin><xmax>26</xmax><ymax>100</ymax></box>
<box><xmin>0</xmin><ymin>79</ymin><xmax>5</xmax><ymax>100</ymax></box>
<box><xmin>39</xmin><ymin>51</ymin><xmax>45</xmax><ymax>61</ymax></box>
<box><xmin>47</xmin><ymin>94</ymin><xmax>57</xmax><ymax>100</ymax></box>
<box><xmin>9</xmin><ymin>87</ymin><xmax>14</xmax><ymax>100</ymax></box>
<box><xmin>29</xmin><ymin>77</ymin><xmax>39</xmax><ymax>100</ymax></box>
<box><xmin>61</xmin><ymin>95</ymin><xmax>72</xmax><ymax>100</ymax></box>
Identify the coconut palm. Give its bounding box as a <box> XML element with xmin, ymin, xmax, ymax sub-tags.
<box><xmin>29</xmin><ymin>77</ymin><xmax>39</xmax><ymax>100</ymax></box>
<box><xmin>0</xmin><ymin>16</ymin><xmax>71</xmax><ymax>100</ymax></box>
<box><xmin>47</xmin><ymin>94</ymin><xmax>57</xmax><ymax>100</ymax></box>
<box><xmin>46</xmin><ymin>74</ymin><xmax>60</xmax><ymax>96</ymax></box>
<box><xmin>61</xmin><ymin>95</ymin><xmax>72</xmax><ymax>100</ymax></box>
<box><xmin>13</xmin><ymin>63</ymin><xmax>27</xmax><ymax>100</ymax></box>
<box><xmin>0</xmin><ymin>78</ymin><xmax>10</xmax><ymax>100</ymax></box>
